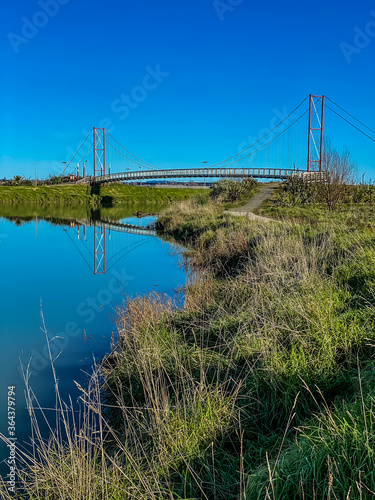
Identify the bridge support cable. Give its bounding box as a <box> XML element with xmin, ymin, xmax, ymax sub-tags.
<box><xmin>325</xmin><ymin>97</ymin><xmax>375</xmax><ymax>136</ymax></box>
<box><xmin>61</xmin><ymin>130</ymin><xmax>93</xmax><ymax>177</ymax></box>
<box><xmin>102</xmin><ymin>96</ymin><xmax>312</xmax><ymax>179</ymax></box>
<box><xmin>76</xmin><ymin>142</ymin><xmax>93</xmax><ymax>175</ymax></box>
<box><xmin>105</xmin><ymin>238</ymin><xmax>153</xmax><ymax>272</ymax></box>
<box><xmin>214</xmin><ymin>109</ymin><xmax>309</xmax><ymax>171</ymax></box>
<box><xmin>63</xmin><ymin>228</ymin><xmax>93</xmax><ymax>272</ymax></box>
<box><xmin>204</xmin><ymin>95</ymin><xmax>310</xmax><ymax>170</ymax></box>
<box><xmin>106</xmin><ymin>130</ymin><xmax>161</xmax><ymax>171</ymax></box>
<box><xmin>325</xmin><ymin>104</ymin><xmax>375</xmax><ymax>143</ymax></box>
<box><xmin>106</xmin><ymin>140</ymin><xmax>156</xmax><ymax>170</ymax></box>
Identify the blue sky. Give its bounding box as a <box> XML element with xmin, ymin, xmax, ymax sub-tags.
<box><xmin>1</xmin><ymin>0</ymin><xmax>374</xmax><ymax>179</ymax></box>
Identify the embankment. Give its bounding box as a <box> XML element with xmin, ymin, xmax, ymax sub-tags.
<box><xmin>0</xmin><ymin>184</ymin><xmax>205</xmax><ymax>205</ymax></box>
<box><xmin>101</xmin><ymin>198</ymin><xmax>375</xmax><ymax>499</ymax></box>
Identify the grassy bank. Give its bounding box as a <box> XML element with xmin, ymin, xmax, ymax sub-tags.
<box><xmin>0</xmin><ymin>183</ymin><xmax>205</xmax><ymax>205</ymax></box>
<box><xmin>2</xmin><ymin>196</ymin><xmax>375</xmax><ymax>499</ymax></box>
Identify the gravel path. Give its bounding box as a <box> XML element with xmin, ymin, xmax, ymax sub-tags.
<box><xmin>227</xmin><ymin>183</ymin><xmax>279</xmax><ymax>222</ymax></box>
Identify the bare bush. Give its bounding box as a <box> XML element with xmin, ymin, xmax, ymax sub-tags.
<box><xmin>318</xmin><ymin>141</ymin><xmax>357</xmax><ymax>211</ymax></box>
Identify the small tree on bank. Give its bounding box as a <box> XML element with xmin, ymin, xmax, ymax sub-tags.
<box><xmin>318</xmin><ymin>141</ymin><xmax>357</xmax><ymax>211</ymax></box>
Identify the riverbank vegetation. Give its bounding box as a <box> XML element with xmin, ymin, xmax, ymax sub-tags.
<box><xmin>2</xmin><ymin>180</ymin><xmax>375</xmax><ymax>499</ymax></box>
<box><xmin>209</xmin><ymin>177</ymin><xmax>259</xmax><ymax>204</ymax></box>
<box><xmin>0</xmin><ymin>183</ymin><xmax>205</xmax><ymax>205</ymax></box>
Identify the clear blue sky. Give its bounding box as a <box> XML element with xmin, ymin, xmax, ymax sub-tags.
<box><xmin>1</xmin><ymin>0</ymin><xmax>374</xmax><ymax>179</ymax></box>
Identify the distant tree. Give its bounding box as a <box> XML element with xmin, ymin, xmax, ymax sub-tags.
<box><xmin>12</xmin><ymin>175</ymin><xmax>23</xmax><ymax>186</ymax></box>
<box><xmin>48</xmin><ymin>174</ymin><xmax>64</xmax><ymax>185</ymax></box>
<box><xmin>318</xmin><ymin>141</ymin><xmax>357</xmax><ymax>211</ymax></box>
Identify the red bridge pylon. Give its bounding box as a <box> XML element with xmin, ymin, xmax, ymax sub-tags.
<box><xmin>307</xmin><ymin>94</ymin><xmax>325</xmax><ymax>172</ymax></box>
<box><xmin>93</xmin><ymin>127</ymin><xmax>106</xmax><ymax>180</ymax></box>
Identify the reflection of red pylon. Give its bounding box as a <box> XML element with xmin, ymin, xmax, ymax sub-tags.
<box><xmin>307</xmin><ymin>95</ymin><xmax>325</xmax><ymax>172</ymax></box>
<box><xmin>94</xmin><ymin>224</ymin><xmax>106</xmax><ymax>274</ymax></box>
<box><xmin>93</xmin><ymin>128</ymin><xmax>105</xmax><ymax>180</ymax></box>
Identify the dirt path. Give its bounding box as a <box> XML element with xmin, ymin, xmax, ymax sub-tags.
<box><xmin>227</xmin><ymin>183</ymin><xmax>279</xmax><ymax>222</ymax></box>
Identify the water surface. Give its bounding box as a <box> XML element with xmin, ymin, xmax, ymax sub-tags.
<box><xmin>0</xmin><ymin>204</ymin><xmax>184</xmax><ymax>478</ymax></box>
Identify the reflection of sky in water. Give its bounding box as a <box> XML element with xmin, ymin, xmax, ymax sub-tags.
<box><xmin>0</xmin><ymin>210</ymin><xmax>185</xmax><ymax>476</ymax></box>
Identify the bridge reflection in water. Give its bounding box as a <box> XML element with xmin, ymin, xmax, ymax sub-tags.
<box><xmin>76</xmin><ymin>219</ymin><xmax>157</xmax><ymax>237</ymax></box>
<box><xmin>65</xmin><ymin>217</ymin><xmax>158</xmax><ymax>275</ymax></box>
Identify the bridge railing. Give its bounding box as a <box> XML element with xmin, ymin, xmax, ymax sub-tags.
<box><xmin>291</xmin><ymin>171</ymin><xmax>327</xmax><ymax>182</ymax></box>
<box><xmin>93</xmin><ymin>167</ymin><xmax>308</xmax><ymax>184</ymax></box>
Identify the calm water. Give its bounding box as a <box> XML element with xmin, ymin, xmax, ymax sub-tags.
<box><xmin>0</xmin><ymin>204</ymin><xmax>185</xmax><ymax>478</ymax></box>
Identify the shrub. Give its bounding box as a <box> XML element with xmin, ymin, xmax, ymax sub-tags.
<box><xmin>275</xmin><ymin>176</ymin><xmax>318</xmax><ymax>206</ymax></box>
<box><xmin>210</xmin><ymin>178</ymin><xmax>258</xmax><ymax>202</ymax></box>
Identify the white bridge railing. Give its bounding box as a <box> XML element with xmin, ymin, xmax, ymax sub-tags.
<box><xmin>92</xmin><ymin>167</ymin><xmax>309</xmax><ymax>184</ymax></box>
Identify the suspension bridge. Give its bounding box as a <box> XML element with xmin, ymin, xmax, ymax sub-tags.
<box><xmin>59</xmin><ymin>93</ymin><xmax>374</xmax><ymax>274</ymax></box>
<box><xmin>61</xmin><ymin>94</ymin><xmax>374</xmax><ymax>186</ymax></box>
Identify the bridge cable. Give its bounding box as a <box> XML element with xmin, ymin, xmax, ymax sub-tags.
<box><xmin>108</xmin><ymin>108</ymin><xmax>308</xmax><ymax>173</ymax></box>
<box><xmin>106</xmin><ymin>141</ymin><xmax>157</xmax><ymax>170</ymax></box>
<box><xmin>63</xmin><ymin>228</ymin><xmax>93</xmax><ymax>272</ymax></box>
<box><xmin>61</xmin><ymin>130</ymin><xmax>92</xmax><ymax>176</ymax></box>
<box><xmin>106</xmin><ymin>239</ymin><xmax>153</xmax><ymax>272</ymax></box>
<box><xmin>107</xmin><ymin>96</ymin><xmax>309</xmax><ymax>173</ymax></box>
<box><xmin>206</xmin><ymin>95</ymin><xmax>309</xmax><ymax>169</ymax></box>
<box><xmin>106</xmin><ymin>131</ymin><xmax>160</xmax><ymax>170</ymax></box>
<box><xmin>102</xmin><ymin>96</ymin><xmax>309</xmax><ymax>175</ymax></box>
<box><xmin>77</xmin><ymin>226</ymin><xmax>94</xmax><ymax>258</ymax></box>
<box><xmin>326</xmin><ymin>97</ymin><xmax>375</xmax><ymax>135</ymax></box>
<box><xmin>325</xmin><ymin>104</ymin><xmax>375</xmax><ymax>143</ymax></box>
<box><xmin>106</xmin><ymin>236</ymin><xmax>151</xmax><ymax>265</ymax></box>
<box><xmin>219</xmin><ymin>108</ymin><xmax>309</xmax><ymax>168</ymax></box>
<box><xmin>68</xmin><ymin>142</ymin><xmax>93</xmax><ymax>176</ymax></box>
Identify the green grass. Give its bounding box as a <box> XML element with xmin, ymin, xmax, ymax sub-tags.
<box><xmin>0</xmin><ymin>184</ymin><xmax>94</xmax><ymax>204</ymax></box>
<box><xmin>247</xmin><ymin>384</ymin><xmax>375</xmax><ymax>499</ymax></box>
<box><xmin>0</xmin><ymin>184</ymin><xmax>205</xmax><ymax>205</ymax></box>
<box><xmin>257</xmin><ymin>201</ymin><xmax>375</xmax><ymax>227</ymax></box>
<box><xmin>2</xmin><ymin>197</ymin><xmax>375</xmax><ymax>499</ymax></box>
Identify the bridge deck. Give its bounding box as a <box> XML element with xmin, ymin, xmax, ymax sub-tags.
<box><xmin>84</xmin><ymin>167</ymin><xmax>312</xmax><ymax>185</ymax></box>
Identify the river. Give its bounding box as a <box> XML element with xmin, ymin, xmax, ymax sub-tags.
<box><xmin>0</xmin><ymin>204</ymin><xmax>185</xmax><ymax>479</ymax></box>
